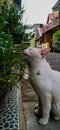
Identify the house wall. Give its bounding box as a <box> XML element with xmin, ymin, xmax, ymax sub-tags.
<box><xmin>44</xmin><ymin>25</ymin><xmax>60</xmax><ymax>48</ymax></box>
<box><xmin>44</xmin><ymin>32</ymin><xmax>53</xmax><ymax>47</ymax></box>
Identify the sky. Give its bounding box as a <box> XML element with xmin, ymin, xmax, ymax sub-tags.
<box><xmin>22</xmin><ymin>0</ymin><xmax>57</xmax><ymax>25</ymax></box>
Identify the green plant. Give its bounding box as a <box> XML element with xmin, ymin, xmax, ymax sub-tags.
<box><xmin>53</xmin><ymin>30</ymin><xmax>60</xmax><ymax>51</ymax></box>
<box><xmin>0</xmin><ymin>0</ymin><xmax>25</xmax><ymax>34</ymax></box>
<box><xmin>0</xmin><ymin>28</ymin><xmax>16</xmax><ymax>87</ymax></box>
<box><xmin>0</xmin><ymin>0</ymin><xmax>29</xmax><ymax>94</ymax></box>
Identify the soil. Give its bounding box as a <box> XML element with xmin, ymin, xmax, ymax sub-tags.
<box><xmin>21</xmin><ymin>79</ymin><xmax>38</xmax><ymax>102</ymax></box>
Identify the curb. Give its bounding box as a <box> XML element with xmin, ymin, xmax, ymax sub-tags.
<box><xmin>18</xmin><ymin>82</ymin><xmax>27</xmax><ymax>130</ymax></box>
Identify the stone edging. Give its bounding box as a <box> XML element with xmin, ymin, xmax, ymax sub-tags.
<box><xmin>0</xmin><ymin>82</ymin><xmax>26</xmax><ymax>130</ymax></box>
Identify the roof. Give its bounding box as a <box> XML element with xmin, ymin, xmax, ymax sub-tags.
<box><xmin>44</xmin><ymin>24</ymin><xmax>60</xmax><ymax>33</ymax></box>
<box><xmin>46</xmin><ymin>11</ymin><xmax>59</xmax><ymax>24</ymax></box>
<box><xmin>38</xmin><ymin>10</ymin><xmax>59</xmax><ymax>34</ymax></box>
<box><xmin>52</xmin><ymin>0</ymin><xmax>60</xmax><ymax>11</ymax></box>
<box><xmin>33</xmin><ymin>24</ymin><xmax>43</xmax><ymax>28</ymax></box>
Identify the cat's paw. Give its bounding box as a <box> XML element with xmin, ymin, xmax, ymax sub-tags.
<box><xmin>34</xmin><ymin>104</ymin><xmax>38</xmax><ymax>109</ymax></box>
<box><xmin>34</xmin><ymin>109</ymin><xmax>40</xmax><ymax>116</ymax></box>
<box><xmin>53</xmin><ymin>116</ymin><xmax>60</xmax><ymax>120</ymax></box>
<box><xmin>39</xmin><ymin>118</ymin><xmax>48</xmax><ymax>125</ymax></box>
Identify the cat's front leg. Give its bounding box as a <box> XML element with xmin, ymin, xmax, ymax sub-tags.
<box><xmin>39</xmin><ymin>95</ymin><xmax>52</xmax><ymax>125</ymax></box>
<box><xmin>34</xmin><ymin>96</ymin><xmax>42</xmax><ymax>117</ymax></box>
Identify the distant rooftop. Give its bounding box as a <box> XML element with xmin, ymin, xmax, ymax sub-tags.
<box><xmin>52</xmin><ymin>0</ymin><xmax>60</xmax><ymax>11</ymax></box>
<box><xmin>33</xmin><ymin>23</ymin><xmax>43</xmax><ymax>27</ymax></box>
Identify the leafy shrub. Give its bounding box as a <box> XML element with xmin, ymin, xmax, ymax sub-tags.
<box><xmin>0</xmin><ymin>0</ymin><xmax>28</xmax><ymax>94</ymax></box>
<box><xmin>53</xmin><ymin>30</ymin><xmax>60</xmax><ymax>51</ymax></box>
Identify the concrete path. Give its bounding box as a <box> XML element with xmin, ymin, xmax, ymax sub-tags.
<box><xmin>23</xmin><ymin>102</ymin><xmax>60</xmax><ymax>130</ymax></box>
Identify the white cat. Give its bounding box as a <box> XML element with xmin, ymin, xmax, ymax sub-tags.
<box><xmin>23</xmin><ymin>47</ymin><xmax>60</xmax><ymax>125</ymax></box>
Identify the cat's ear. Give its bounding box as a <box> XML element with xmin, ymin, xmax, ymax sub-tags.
<box><xmin>41</xmin><ymin>48</ymin><xmax>51</xmax><ymax>57</ymax></box>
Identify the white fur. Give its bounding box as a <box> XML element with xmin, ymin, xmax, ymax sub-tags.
<box><xmin>23</xmin><ymin>47</ymin><xmax>60</xmax><ymax>125</ymax></box>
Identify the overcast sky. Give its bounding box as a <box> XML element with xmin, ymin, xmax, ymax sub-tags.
<box><xmin>22</xmin><ymin>0</ymin><xmax>57</xmax><ymax>25</ymax></box>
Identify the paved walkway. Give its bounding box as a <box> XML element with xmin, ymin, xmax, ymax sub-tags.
<box><xmin>23</xmin><ymin>102</ymin><xmax>60</xmax><ymax>130</ymax></box>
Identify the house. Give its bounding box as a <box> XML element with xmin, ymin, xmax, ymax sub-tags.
<box><xmin>43</xmin><ymin>10</ymin><xmax>60</xmax><ymax>47</ymax></box>
<box><xmin>52</xmin><ymin>0</ymin><xmax>60</xmax><ymax>11</ymax></box>
<box><xmin>43</xmin><ymin>0</ymin><xmax>60</xmax><ymax>47</ymax></box>
<box><xmin>33</xmin><ymin>0</ymin><xmax>60</xmax><ymax>48</ymax></box>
